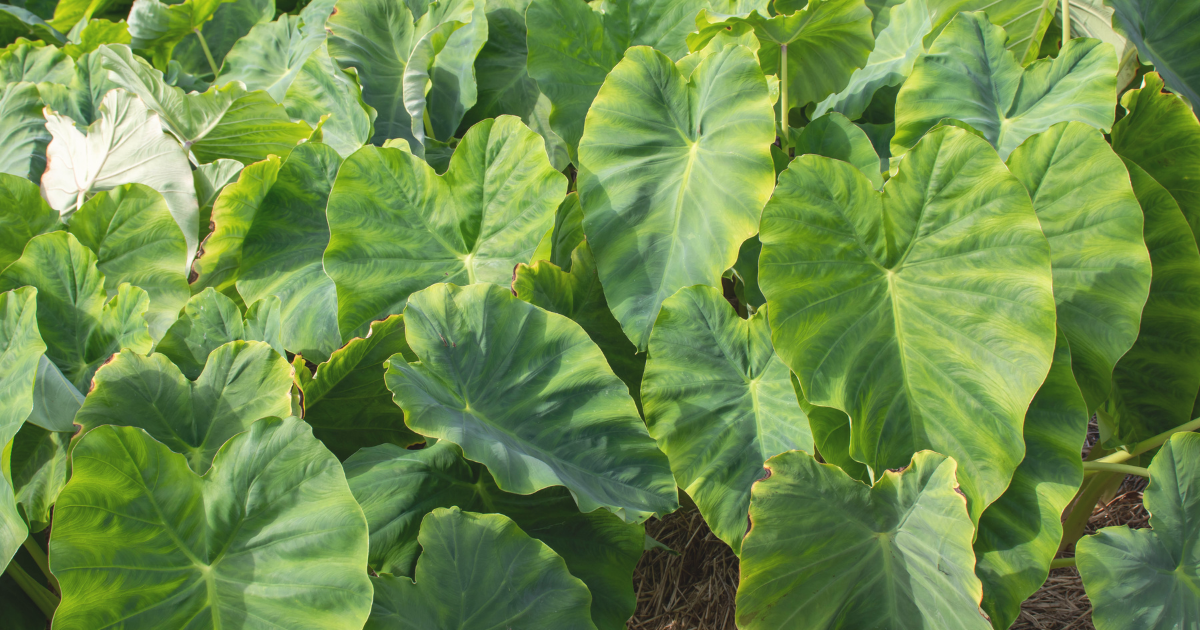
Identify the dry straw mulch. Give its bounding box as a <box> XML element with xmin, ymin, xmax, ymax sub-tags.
<box><xmin>627</xmin><ymin>476</ymin><xmax>1151</xmax><ymax>630</ymax></box>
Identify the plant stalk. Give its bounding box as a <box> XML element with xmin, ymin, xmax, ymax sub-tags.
<box><xmin>5</xmin><ymin>560</ymin><xmax>58</xmax><ymax>619</ymax></box>
<box><xmin>1058</xmin><ymin>470</ymin><xmax>1121</xmax><ymax>554</ymax></box>
<box><xmin>22</xmin><ymin>536</ymin><xmax>57</xmax><ymax>591</ymax></box>
<box><xmin>1061</xmin><ymin>0</ymin><xmax>1070</xmax><ymax>47</ymax></box>
<box><xmin>1049</xmin><ymin>557</ymin><xmax>1076</xmax><ymax>570</ymax></box>
<box><xmin>1082</xmin><ymin>461</ymin><xmax>1151</xmax><ymax>477</ymax></box>
<box><xmin>194</xmin><ymin>28</ymin><xmax>220</xmax><ymax>77</ymax></box>
<box><xmin>779</xmin><ymin>43</ymin><xmax>788</xmax><ymax>149</ymax></box>
<box><xmin>1097</xmin><ymin>416</ymin><xmax>1200</xmax><ymax>465</ymax></box>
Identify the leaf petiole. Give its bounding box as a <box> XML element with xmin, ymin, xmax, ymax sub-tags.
<box><xmin>22</xmin><ymin>536</ymin><xmax>57</xmax><ymax>591</ymax></box>
<box><xmin>1081</xmin><ymin>461</ymin><xmax>1151</xmax><ymax>478</ymax></box>
<box><xmin>194</xmin><ymin>27</ymin><xmax>220</xmax><ymax>77</ymax></box>
<box><xmin>779</xmin><ymin>43</ymin><xmax>788</xmax><ymax>150</ymax></box>
<box><xmin>1049</xmin><ymin>557</ymin><xmax>1076</xmax><ymax>570</ymax></box>
<box><xmin>1096</xmin><ymin>417</ymin><xmax>1200</xmax><ymax>465</ymax></box>
<box><xmin>5</xmin><ymin>558</ymin><xmax>59</xmax><ymax>619</ymax></box>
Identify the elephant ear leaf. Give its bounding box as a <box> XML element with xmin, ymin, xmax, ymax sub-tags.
<box><xmin>1005</xmin><ymin>122</ymin><xmax>1151</xmax><ymax>412</ymax></box>
<box><xmin>893</xmin><ymin>11</ymin><xmax>1117</xmax><ymax>160</ymax></box>
<box><xmin>577</xmin><ymin>44</ymin><xmax>776</xmax><ymax>352</ymax></box>
<box><xmin>367</xmin><ymin>507</ymin><xmax>597</xmax><ymax>630</ymax></box>
<box><xmin>1077</xmin><ymin>433</ymin><xmax>1200</xmax><ymax>630</ymax></box>
<box><xmin>50</xmin><ymin>417</ymin><xmax>374</xmax><ymax>629</ymax></box>
<box><xmin>68</xmin><ymin>183</ymin><xmax>191</xmax><ymax>342</ymax></box>
<box><xmin>41</xmin><ymin>87</ymin><xmax>199</xmax><ymax>266</ymax></box>
<box><xmin>155</xmin><ymin>288</ymin><xmax>284</xmax><ymax>380</ymax></box>
<box><xmin>325</xmin><ymin>115</ymin><xmax>566</xmax><ymax>341</ymax></box>
<box><xmin>74</xmin><ymin>340</ymin><xmax>293</xmax><ymax>473</ymax></box>
<box><xmin>1107</xmin><ymin>0</ymin><xmax>1200</xmax><ymax>111</ymax></box>
<box><xmin>760</xmin><ymin>126</ymin><xmax>1057</xmax><ymax>526</ymax></box>
<box><xmin>0</xmin><ymin>173</ymin><xmax>60</xmax><ymax>270</ymax></box>
<box><xmin>793</xmin><ymin>111</ymin><xmax>883</xmax><ymax>189</ymax></box>
<box><xmin>302</xmin><ymin>314</ymin><xmax>423</xmax><ymax>460</ymax></box>
<box><xmin>642</xmin><ymin>285</ymin><xmax>812</xmax><ymax>553</ymax></box>
<box><xmin>735</xmin><ymin>450</ymin><xmax>990</xmax><ymax>630</ymax></box>
<box><xmin>385</xmin><ymin>282</ymin><xmax>678</xmax><ymax>522</ymax></box>
<box><xmin>345</xmin><ymin>441</ymin><xmax>642</xmax><ymax>630</ymax></box>
<box><xmin>126</xmin><ymin>0</ymin><xmax>237</xmax><ymax>70</ymax></box>
<box><xmin>0</xmin><ymin>287</ymin><xmax>45</xmax><ymax>568</ymax></box>
<box><xmin>0</xmin><ymin>231</ymin><xmax>153</xmax><ymax>391</ymax></box>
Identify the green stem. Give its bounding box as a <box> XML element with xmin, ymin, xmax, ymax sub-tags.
<box><xmin>194</xmin><ymin>28</ymin><xmax>220</xmax><ymax>77</ymax></box>
<box><xmin>5</xmin><ymin>560</ymin><xmax>58</xmax><ymax>619</ymax></box>
<box><xmin>779</xmin><ymin>43</ymin><xmax>788</xmax><ymax>149</ymax></box>
<box><xmin>1097</xmin><ymin>417</ymin><xmax>1200</xmax><ymax>465</ymax></box>
<box><xmin>1049</xmin><ymin>557</ymin><xmax>1076</xmax><ymax>570</ymax></box>
<box><xmin>1061</xmin><ymin>0</ymin><xmax>1070</xmax><ymax>47</ymax></box>
<box><xmin>1082</xmin><ymin>461</ymin><xmax>1151</xmax><ymax>477</ymax></box>
<box><xmin>1058</xmin><ymin>471</ymin><xmax>1121</xmax><ymax>554</ymax></box>
<box><xmin>22</xmin><ymin>536</ymin><xmax>56</xmax><ymax>591</ymax></box>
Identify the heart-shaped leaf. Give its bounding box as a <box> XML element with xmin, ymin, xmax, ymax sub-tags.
<box><xmin>793</xmin><ymin>111</ymin><xmax>883</xmax><ymax>189</ymax></box>
<box><xmin>68</xmin><ymin>183</ymin><xmax>190</xmax><ymax>341</ymax></box>
<box><xmin>1005</xmin><ymin>122</ymin><xmax>1151</xmax><ymax>412</ymax></box>
<box><xmin>525</xmin><ymin>0</ymin><xmax>711</xmax><ymax>161</ymax></box>
<box><xmin>325</xmin><ymin>115</ymin><xmax>566</xmax><ymax>340</ymax></box>
<box><xmin>41</xmin><ymin>87</ymin><xmax>199</xmax><ymax>265</ymax></box>
<box><xmin>1077</xmin><ymin>432</ymin><xmax>1200</xmax><ymax>630</ymax></box>
<box><xmin>346</xmin><ymin>440</ymin><xmax>643</xmax><ymax>629</ymax></box>
<box><xmin>302</xmin><ymin>314</ymin><xmax>422</xmax><ymax>459</ymax></box>
<box><xmin>577</xmin><ymin>44</ymin><xmax>775</xmax><ymax>351</ymax></box>
<box><xmin>50</xmin><ymin>416</ymin><xmax>374</xmax><ymax>629</ymax></box>
<box><xmin>735</xmin><ymin>450</ymin><xmax>990</xmax><ymax>629</ymax></box>
<box><xmin>642</xmin><ymin>285</ymin><xmax>811</xmax><ymax>553</ymax></box>
<box><xmin>74</xmin><ymin>339</ymin><xmax>293</xmax><ymax>472</ymax></box>
<box><xmin>0</xmin><ymin>231</ymin><xmax>152</xmax><ymax>391</ymax></box>
<box><xmin>366</xmin><ymin>507</ymin><xmax>596</xmax><ymax>630</ymax></box>
<box><xmin>385</xmin><ymin>282</ymin><xmax>678</xmax><ymax>522</ymax></box>
<box><xmin>760</xmin><ymin>126</ymin><xmax>1057</xmax><ymax>525</ymax></box>
<box><xmin>1108</xmin><ymin>0</ymin><xmax>1200</xmax><ymax>111</ymax></box>
<box><xmin>892</xmin><ymin>11</ymin><xmax>1117</xmax><ymax>160</ymax></box>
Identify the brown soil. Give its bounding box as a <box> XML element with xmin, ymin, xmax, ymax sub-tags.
<box><xmin>628</xmin><ymin>476</ymin><xmax>1151</xmax><ymax>630</ymax></box>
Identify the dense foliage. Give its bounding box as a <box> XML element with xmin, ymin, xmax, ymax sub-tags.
<box><xmin>1</xmin><ymin>0</ymin><xmax>1198</xmax><ymax>628</ymax></box>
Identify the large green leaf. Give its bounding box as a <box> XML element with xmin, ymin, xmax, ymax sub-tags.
<box><xmin>973</xmin><ymin>330</ymin><xmax>1088</xmax><ymax>630</ymax></box>
<box><xmin>68</xmin><ymin>183</ymin><xmax>190</xmax><ymax>342</ymax></box>
<box><xmin>0</xmin><ymin>5</ymin><xmax>65</xmax><ymax>47</ymax></box>
<box><xmin>512</xmin><ymin>241</ymin><xmax>645</xmax><ymax>407</ymax></box>
<box><xmin>154</xmin><ymin>287</ymin><xmax>284</xmax><ymax>379</ymax></box>
<box><xmin>458</xmin><ymin>0</ymin><xmax>537</xmax><ymax>128</ymax></box>
<box><xmin>0</xmin><ymin>82</ymin><xmax>50</xmax><ymax>180</ymax></box>
<box><xmin>924</xmin><ymin>0</ymin><xmax>1061</xmax><ymax>65</ymax></box>
<box><xmin>41</xmin><ymin>87</ymin><xmax>199</xmax><ymax>265</ymax></box>
<box><xmin>233</xmin><ymin>142</ymin><xmax>342</xmax><ymax>361</ymax></box>
<box><xmin>25</xmin><ymin>353</ymin><xmax>83</xmax><ymax>432</ymax></box>
<box><xmin>735</xmin><ymin>450</ymin><xmax>990</xmax><ymax>629</ymax></box>
<box><xmin>1107</xmin><ymin>0</ymin><xmax>1200</xmax><ymax>111</ymax></box>
<box><xmin>525</xmin><ymin>0</ymin><xmax>711</xmax><ymax>161</ymax></box>
<box><xmin>759</xmin><ymin>127</ymin><xmax>1057</xmax><ymax>525</ymax></box>
<box><xmin>0</xmin><ymin>231</ymin><xmax>152</xmax><ymax>390</ymax></box>
<box><xmin>62</xmin><ymin>18</ymin><xmax>132</xmax><ymax>59</ymax></box>
<box><xmin>302</xmin><ymin>314</ymin><xmax>422</xmax><ymax>460</ymax></box>
<box><xmin>325</xmin><ymin>115</ymin><xmax>566</xmax><ymax>340</ymax></box>
<box><xmin>366</xmin><ymin>507</ymin><xmax>595</xmax><ymax>630</ymax></box>
<box><xmin>74</xmin><ymin>340</ymin><xmax>293</xmax><ymax>473</ymax></box>
<box><xmin>217</xmin><ymin>15</ymin><xmax>373</xmax><ymax>158</ymax></box>
<box><xmin>100</xmin><ymin>44</ymin><xmax>314</xmax><ymax>166</ymax></box>
<box><xmin>50</xmin><ymin>416</ymin><xmax>374</xmax><ymax>629</ymax></box>
<box><xmin>0</xmin><ymin>172</ymin><xmax>59</xmax><ymax>270</ymax></box>
<box><xmin>49</xmin><ymin>0</ymin><xmax>121</xmax><ymax>33</ymax></box>
<box><xmin>385</xmin><ymin>282</ymin><xmax>678</xmax><ymax>522</ymax></box>
<box><xmin>892</xmin><ymin>11</ymin><xmax>1117</xmax><ymax>160</ymax></box>
<box><xmin>812</xmin><ymin>0</ymin><xmax>932</xmax><ymax>121</ymax></box>
<box><xmin>192</xmin><ymin>155</ymin><xmax>282</xmax><ymax>299</ymax></box>
<box><xmin>0</xmin><ymin>287</ymin><xmax>44</xmax><ymax>567</ymax></box>
<box><xmin>327</xmin><ymin>0</ymin><xmax>486</xmax><ymax>150</ymax></box>
<box><xmin>1106</xmin><ymin>160</ymin><xmax>1200</xmax><ymax>445</ymax></box>
<box><xmin>346</xmin><ymin>441</ymin><xmax>643</xmax><ymax>629</ymax></box>
<box><xmin>1111</xmin><ymin>73</ymin><xmax>1200</xmax><ymax>252</ymax></box>
<box><xmin>1005</xmin><ymin>122</ymin><xmax>1151</xmax><ymax>412</ymax></box>
<box><xmin>1077</xmin><ymin>432</ymin><xmax>1200</xmax><ymax>630</ymax></box>
<box><xmin>1062</xmin><ymin>0</ymin><xmax>1140</xmax><ymax>91</ymax></box>
<box><xmin>193</xmin><ymin>156</ymin><xmax>242</xmax><ymax>234</ymax></box>
<box><xmin>642</xmin><ymin>285</ymin><xmax>811</xmax><ymax>553</ymax></box>
<box><xmin>0</xmin><ymin>39</ymin><xmax>74</xmax><ymax>83</ymax></box>
<box><xmin>577</xmin><ymin>45</ymin><xmax>775</xmax><ymax>352</ymax></box>
<box><xmin>126</xmin><ymin>0</ymin><xmax>236</xmax><ymax>70</ymax></box>
<box><xmin>724</xmin><ymin>0</ymin><xmax>875</xmax><ymax>115</ymax></box>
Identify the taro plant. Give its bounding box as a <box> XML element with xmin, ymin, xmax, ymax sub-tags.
<box><xmin>2</xmin><ymin>0</ymin><xmax>1200</xmax><ymax>628</ymax></box>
